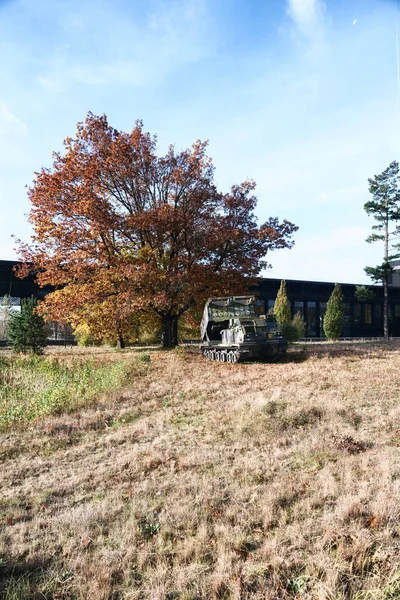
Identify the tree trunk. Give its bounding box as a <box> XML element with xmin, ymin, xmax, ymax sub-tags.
<box><xmin>384</xmin><ymin>207</ymin><xmax>389</xmax><ymax>340</ymax></box>
<box><xmin>116</xmin><ymin>320</ymin><xmax>125</xmax><ymax>349</ymax></box>
<box><xmin>161</xmin><ymin>315</ymin><xmax>178</xmax><ymax>348</ymax></box>
<box><xmin>383</xmin><ymin>278</ymin><xmax>389</xmax><ymax>340</ymax></box>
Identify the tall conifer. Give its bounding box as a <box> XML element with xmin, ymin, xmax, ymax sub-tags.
<box><xmin>8</xmin><ymin>297</ymin><xmax>47</xmax><ymax>354</ymax></box>
<box><xmin>274</xmin><ymin>280</ymin><xmax>291</xmax><ymax>326</ymax></box>
<box><xmin>323</xmin><ymin>284</ymin><xmax>344</xmax><ymax>341</ymax></box>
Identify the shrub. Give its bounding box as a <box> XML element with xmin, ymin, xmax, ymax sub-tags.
<box><xmin>281</xmin><ymin>312</ymin><xmax>306</xmax><ymax>342</ymax></box>
<box><xmin>292</xmin><ymin>311</ymin><xmax>306</xmax><ymax>338</ymax></box>
<box><xmin>281</xmin><ymin>322</ymin><xmax>299</xmax><ymax>342</ymax></box>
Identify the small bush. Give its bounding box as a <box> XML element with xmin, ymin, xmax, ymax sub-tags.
<box><xmin>292</xmin><ymin>311</ymin><xmax>306</xmax><ymax>338</ymax></box>
<box><xmin>281</xmin><ymin>312</ymin><xmax>307</xmax><ymax>342</ymax></box>
<box><xmin>281</xmin><ymin>322</ymin><xmax>298</xmax><ymax>342</ymax></box>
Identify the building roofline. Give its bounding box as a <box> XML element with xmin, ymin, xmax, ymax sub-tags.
<box><xmin>0</xmin><ymin>259</ymin><xmax>384</xmax><ymax>290</ymax></box>
<box><xmin>260</xmin><ymin>276</ymin><xmax>379</xmax><ymax>289</ymax></box>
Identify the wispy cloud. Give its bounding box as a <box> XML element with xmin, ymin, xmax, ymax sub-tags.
<box><xmin>0</xmin><ymin>98</ymin><xmax>27</xmax><ymax>135</ymax></box>
<box><xmin>287</xmin><ymin>0</ymin><xmax>326</xmax><ymax>38</ymax></box>
<box><xmin>35</xmin><ymin>0</ymin><xmax>215</xmax><ymax>90</ymax></box>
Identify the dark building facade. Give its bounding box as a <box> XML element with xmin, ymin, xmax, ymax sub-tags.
<box><xmin>0</xmin><ymin>260</ymin><xmax>71</xmax><ymax>344</ymax></box>
<box><xmin>256</xmin><ymin>278</ymin><xmax>400</xmax><ymax>338</ymax></box>
<box><xmin>2</xmin><ymin>259</ymin><xmax>400</xmax><ymax>339</ymax></box>
<box><xmin>0</xmin><ymin>260</ymin><xmax>50</xmax><ymax>304</ymax></box>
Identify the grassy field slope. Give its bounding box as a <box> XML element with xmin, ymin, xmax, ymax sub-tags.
<box><xmin>0</xmin><ymin>344</ymin><xmax>400</xmax><ymax>599</ymax></box>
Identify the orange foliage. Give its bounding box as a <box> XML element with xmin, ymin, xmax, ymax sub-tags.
<box><xmin>16</xmin><ymin>113</ymin><xmax>298</xmax><ymax>346</ymax></box>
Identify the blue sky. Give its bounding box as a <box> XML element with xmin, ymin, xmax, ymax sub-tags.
<box><xmin>1</xmin><ymin>0</ymin><xmax>399</xmax><ymax>283</ymax></box>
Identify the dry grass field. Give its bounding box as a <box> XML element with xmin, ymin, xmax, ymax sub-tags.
<box><xmin>1</xmin><ymin>342</ymin><xmax>400</xmax><ymax>599</ymax></box>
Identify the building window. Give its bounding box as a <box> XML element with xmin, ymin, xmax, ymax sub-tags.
<box><xmin>294</xmin><ymin>300</ymin><xmax>304</xmax><ymax>316</ymax></box>
<box><xmin>375</xmin><ymin>304</ymin><xmax>382</xmax><ymax>322</ymax></box>
<box><xmin>354</xmin><ymin>303</ymin><xmax>361</xmax><ymax>323</ymax></box>
<box><xmin>267</xmin><ymin>299</ymin><xmax>275</xmax><ymax>316</ymax></box>
<box><xmin>365</xmin><ymin>304</ymin><xmax>372</xmax><ymax>325</ymax></box>
<box><xmin>307</xmin><ymin>302</ymin><xmax>316</xmax><ymax>337</ymax></box>
<box><xmin>255</xmin><ymin>298</ymin><xmax>265</xmax><ymax>315</ymax></box>
<box><xmin>319</xmin><ymin>302</ymin><xmax>327</xmax><ymax>336</ymax></box>
<box><xmin>395</xmin><ymin>305</ymin><xmax>400</xmax><ymax>318</ymax></box>
<box><xmin>343</xmin><ymin>303</ymin><xmax>352</xmax><ymax>333</ymax></box>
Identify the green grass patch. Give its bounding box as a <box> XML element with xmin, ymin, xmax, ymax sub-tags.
<box><xmin>0</xmin><ymin>355</ymin><xmax>142</xmax><ymax>430</ymax></box>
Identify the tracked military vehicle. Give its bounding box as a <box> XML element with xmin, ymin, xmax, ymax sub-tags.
<box><xmin>200</xmin><ymin>296</ymin><xmax>287</xmax><ymax>362</ymax></box>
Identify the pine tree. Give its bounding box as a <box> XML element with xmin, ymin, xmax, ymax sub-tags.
<box><xmin>364</xmin><ymin>161</ymin><xmax>400</xmax><ymax>339</ymax></box>
<box><xmin>323</xmin><ymin>284</ymin><xmax>344</xmax><ymax>341</ymax></box>
<box><xmin>274</xmin><ymin>280</ymin><xmax>291</xmax><ymax>326</ymax></box>
<box><xmin>7</xmin><ymin>297</ymin><xmax>47</xmax><ymax>354</ymax></box>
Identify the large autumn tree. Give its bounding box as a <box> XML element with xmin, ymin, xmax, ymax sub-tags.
<box><xmin>17</xmin><ymin>113</ymin><xmax>298</xmax><ymax>347</ymax></box>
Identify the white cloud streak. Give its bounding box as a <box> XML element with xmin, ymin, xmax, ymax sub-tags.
<box><xmin>35</xmin><ymin>0</ymin><xmax>215</xmax><ymax>90</ymax></box>
<box><xmin>0</xmin><ymin>98</ymin><xmax>27</xmax><ymax>135</ymax></box>
<box><xmin>287</xmin><ymin>0</ymin><xmax>326</xmax><ymax>38</ymax></box>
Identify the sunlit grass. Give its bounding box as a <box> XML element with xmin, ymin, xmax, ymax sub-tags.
<box><xmin>1</xmin><ymin>344</ymin><xmax>400</xmax><ymax>599</ymax></box>
<box><xmin>0</xmin><ymin>354</ymin><xmax>146</xmax><ymax>429</ymax></box>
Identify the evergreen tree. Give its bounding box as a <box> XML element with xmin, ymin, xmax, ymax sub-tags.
<box><xmin>364</xmin><ymin>161</ymin><xmax>400</xmax><ymax>339</ymax></box>
<box><xmin>274</xmin><ymin>280</ymin><xmax>291</xmax><ymax>326</ymax></box>
<box><xmin>323</xmin><ymin>284</ymin><xmax>344</xmax><ymax>341</ymax></box>
<box><xmin>7</xmin><ymin>297</ymin><xmax>47</xmax><ymax>354</ymax></box>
